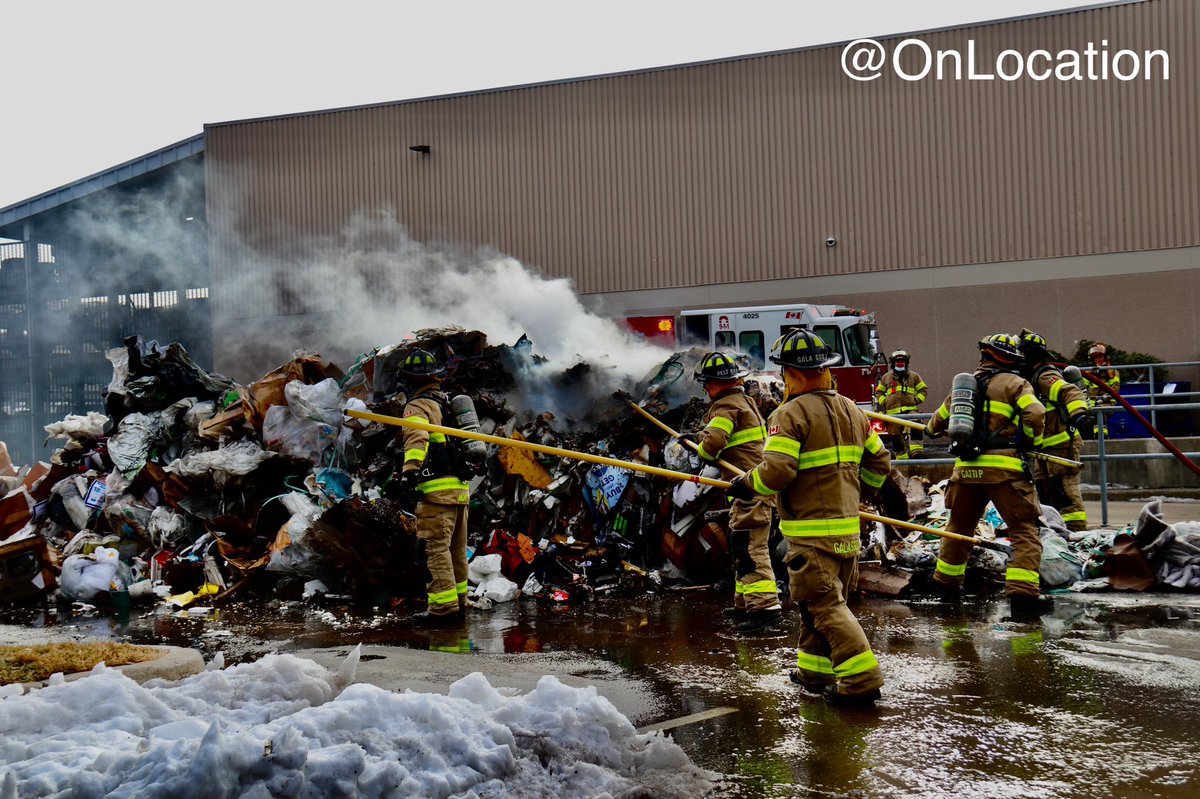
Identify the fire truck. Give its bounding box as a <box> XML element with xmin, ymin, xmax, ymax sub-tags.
<box><xmin>624</xmin><ymin>303</ymin><xmax>884</xmax><ymax>405</ymax></box>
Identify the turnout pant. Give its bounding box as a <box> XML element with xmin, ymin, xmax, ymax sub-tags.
<box><xmin>933</xmin><ymin>479</ymin><xmax>1043</xmax><ymax>598</ymax></box>
<box><xmin>416</xmin><ymin>500</ymin><xmax>469</xmax><ymax>615</ymax></box>
<box><xmin>1034</xmin><ymin>440</ymin><xmax>1087</xmax><ymax>531</ymax></box>
<box><xmin>787</xmin><ymin>536</ymin><xmax>882</xmax><ymax>696</ymax></box>
<box><xmin>729</xmin><ymin>498</ymin><xmax>780</xmax><ymax>613</ymax></box>
<box><xmin>885</xmin><ymin>421</ymin><xmax>923</xmax><ymax>458</ymax></box>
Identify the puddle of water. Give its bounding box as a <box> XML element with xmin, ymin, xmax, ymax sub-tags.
<box><xmin>4</xmin><ymin>591</ymin><xmax>1200</xmax><ymax>798</ymax></box>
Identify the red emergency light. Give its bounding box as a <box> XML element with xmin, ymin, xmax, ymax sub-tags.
<box><xmin>624</xmin><ymin>315</ymin><xmax>676</xmax><ymax>344</ymax></box>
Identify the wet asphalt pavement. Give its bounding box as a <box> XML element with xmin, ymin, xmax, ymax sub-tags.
<box><xmin>5</xmin><ymin>588</ymin><xmax>1200</xmax><ymax>799</ymax></box>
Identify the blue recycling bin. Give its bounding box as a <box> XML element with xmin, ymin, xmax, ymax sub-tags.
<box><xmin>1108</xmin><ymin>381</ymin><xmax>1193</xmax><ymax>439</ymax></box>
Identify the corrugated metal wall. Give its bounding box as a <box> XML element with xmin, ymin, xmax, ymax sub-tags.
<box><xmin>206</xmin><ymin>0</ymin><xmax>1197</xmax><ymax>312</ymax></box>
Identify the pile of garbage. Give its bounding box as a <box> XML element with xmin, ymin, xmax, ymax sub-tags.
<box><xmin>0</xmin><ymin>331</ymin><xmax>785</xmax><ymax>613</ymax></box>
<box><xmin>4</xmin><ymin>329</ymin><xmax>1196</xmax><ymax>615</ymax></box>
<box><xmin>865</xmin><ymin>475</ymin><xmax>1200</xmax><ymax>596</ymax></box>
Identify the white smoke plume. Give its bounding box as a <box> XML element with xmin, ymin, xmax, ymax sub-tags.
<box><xmin>217</xmin><ymin>209</ymin><xmax>680</xmax><ymax>421</ymax></box>
<box><xmin>32</xmin><ymin>163</ymin><xmax>689</xmax><ymax>427</ymax></box>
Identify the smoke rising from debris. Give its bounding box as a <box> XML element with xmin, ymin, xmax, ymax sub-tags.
<box><xmin>216</xmin><ymin>208</ymin><xmax>677</xmax><ymax>422</ymax></box>
<box><xmin>63</xmin><ymin>161</ymin><xmax>208</xmax><ymax>296</ymax></box>
<box><xmin>29</xmin><ymin>163</ymin><xmax>682</xmax><ymax>427</ymax></box>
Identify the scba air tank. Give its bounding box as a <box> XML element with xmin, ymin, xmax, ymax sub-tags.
<box><xmin>947</xmin><ymin>373</ymin><xmax>978</xmax><ymax>450</ymax></box>
<box><xmin>450</xmin><ymin>394</ymin><xmax>488</xmax><ymax>462</ymax></box>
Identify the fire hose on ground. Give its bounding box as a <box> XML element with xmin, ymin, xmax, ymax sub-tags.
<box><xmin>346</xmin><ymin>407</ymin><xmax>1006</xmax><ymax>553</ymax></box>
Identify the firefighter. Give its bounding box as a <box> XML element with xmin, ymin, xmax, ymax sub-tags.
<box><xmin>923</xmin><ymin>334</ymin><xmax>1049</xmax><ymax>619</ymax></box>
<box><xmin>686</xmin><ymin>351</ymin><xmax>781</xmax><ymax>634</ymax></box>
<box><xmin>873</xmin><ymin>349</ymin><xmax>928</xmax><ymax>459</ymax></box>
<box><xmin>1085</xmin><ymin>342</ymin><xmax>1120</xmax><ymax>438</ymax></box>
<box><xmin>726</xmin><ymin>329</ymin><xmax>891</xmax><ymax>706</ymax></box>
<box><xmin>397</xmin><ymin>348</ymin><xmax>472</xmax><ymax>628</ymax></box>
<box><xmin>1018</xmin><ymin>330</ymin><xmax>1093</xmax><ymax>531</ymax></box>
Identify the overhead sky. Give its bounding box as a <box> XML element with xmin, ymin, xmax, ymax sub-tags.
<box><xmin>1</xmin><ymin>0</ymin><xmax>1108</xmax><ymax>209</ymax></box>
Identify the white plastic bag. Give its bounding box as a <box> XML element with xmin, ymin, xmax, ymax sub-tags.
<box><xmin>1040</xmin><ymin>529</ymin><xmax>1083</xmax><ymax>589</ymax></box>
<box><xmin>266</xmin><ymin>493</ymin><xmax>324</xmax><ymax>575</ymax></box>
<box><xmin>44</xmin><ymin>411</ymin><xmax>109</xmax><ymax>441</ymax></box>
<box><xmin>149</xmin><ymin>506</ymin><xmax>189</xmax><ymax>547</ymax></box>
<box><xmin>484</xmin><ymin>576</ymin><xmax>519</xmax><ymax>603</ymax></box>
<box><xmin>263</xmin><ymin>405</ymin><xmax>337</xmax><ymax>464</ymax></box>
<box><xmin>107</xmin><ymin>413</ymin><xmax>162</xmax><ymax>476</ymax></box>
<box><xmin>285</xmin><ymin>378</ymin><xmax>343</xmax><ymax>426</ymax></box>
<box><xmin>468</xmin><ymin>553</ymin><xmax>503</xmax><ymax>585</ymax></box>
<box><xmin>60</xmin><ymin>547</ymin><xmax>126</xmax><ymax>601</ymax></box>
<box><xmin>522</xmin><ymin>574</ymin><xmax>544</xmax><ymax>595</ymax></box>
<box><xmin>673</xmin><ymin>481</ymin><xmax>699</xmax><ymax>508</ymax></box>
<box><xmin>164</xmin><ymin>440</ymin><xmax>276</xmax><ymax>481</ymax></box>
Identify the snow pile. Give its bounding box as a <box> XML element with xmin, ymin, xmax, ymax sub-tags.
<box><xmin>0</xmin><ymin>650</ymin><xmax>712</xmax><ymax>798</ymax></box>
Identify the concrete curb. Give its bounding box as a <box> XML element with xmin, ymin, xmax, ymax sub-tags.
<box><xmin>5</xmin><ymin>645</ymin><xmax>205</xmax><ymax>695</ymax></box>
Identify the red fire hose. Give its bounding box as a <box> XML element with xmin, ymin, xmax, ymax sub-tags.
<box><xmin>1077</xmin><ymin>368</ymin><xmax>1200</xmax><ymax>480</ymax></box>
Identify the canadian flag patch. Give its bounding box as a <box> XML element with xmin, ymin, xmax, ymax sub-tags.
<box><xmin>768</xmin><ymin>425</ymin><xmax>780</xmax><ymax>436</ymax></box>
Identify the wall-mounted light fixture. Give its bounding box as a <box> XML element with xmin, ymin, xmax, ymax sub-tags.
<box><xmin>409</xmin><ymin>145</ymin><xmax>431</xmax><ymax>154</ymax></box>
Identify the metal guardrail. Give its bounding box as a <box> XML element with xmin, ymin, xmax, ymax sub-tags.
<box><xmin>1096</xmin><ymin>359</ymin><xmax>1199</xmax><ymax>430</ymax></box>
<box><xmin>880</xmin><ymin>359</ymin><xmax>1200</xmax><ymax>528</ymax></box>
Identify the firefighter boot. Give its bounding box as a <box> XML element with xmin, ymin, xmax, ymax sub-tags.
<box><xmin>789</xmin><ymin>669</ymin><xmax>832</xmax><ymax>696</ymax></box>
<box><xmin>937</xmin><ymin>585</ymin><xmax>963</xmax><ymax>608</ymax></box>
<box><xmin>721</xmin><ymin>607</ymin><xmax>747</xmax><ymax>623</ymax></box>
<box><xmin>822</xmin><ymin>684</ymin><xmax>882</xmax><ymax>707</ymax></box>
<box><xmin>736</xmin><ymin>608</ymin><xmax>783</xmax><ymax>634</ymax></box>
<box><xmin>412</xmin><ymin>610</ymin><xmax>466</xmax><ymax>628</ymax></box>
<box><xmin>1008</xmin><ymin>594</ymin><xmax>1055</xmax><ymax>621</ymax></box>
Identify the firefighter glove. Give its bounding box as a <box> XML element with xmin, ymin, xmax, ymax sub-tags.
<box><xmin>397</xmin><ymin>470</ymin><xmax>420</xmax><ymax>506</ymax></box>
<box><xmin>1070</xmin><ymin>412</ymin><xmax>1095</xmax><ymax>436</ymax></box>
<box><xmin>725</xmin><ymin>472</ymin><xmax>756</xmax><ymax>502</ymax></box>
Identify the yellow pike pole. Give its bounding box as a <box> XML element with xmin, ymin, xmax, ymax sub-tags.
<box><xmin>345</xmin><ymin>408</ymin><xmax>729</xmax><ymax>488</ymax></box>
<box><xmin>624</xmin><ymin>405</ymin><xmax>995</xmax><ymax>549</ymax></box>
<box><xmin>350</xmin><ymin>409</ymin><xmax>998</xmax><ymax>550</ymax></box>
<box><xmin>627</xmin><ymin>401</ymin><xmax>744</xmax><ymax>477</ymax></box>
<box><xmin>865</xmin><ymin>409</ymin><xmax>925</xmax><ymax>431</ymax></box>
<box><xmin>866</xmin><ymin>410</ymin><xmax>1082</xmax><ymax>468</ymax></box>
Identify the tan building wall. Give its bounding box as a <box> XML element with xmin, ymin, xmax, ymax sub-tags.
<box><xmin>204</xmin><ymin>0</ymin><xmax>1199</xmax><ymax>398</ymax></box>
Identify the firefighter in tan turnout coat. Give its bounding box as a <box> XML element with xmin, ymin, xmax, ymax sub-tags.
<box><xmin>873</xmin><ymin>349</ymin><xmax>928</xmax><ymax>459</ymax></box>
<box><xmin>726</xmin><ymin>328</ymin><xmax>891</xmax><ymax>706</ymax></box>
<box><xmin>397</xmin><ymin>349</ymin><xmax>472</xmax><ymax>628</ymax></box>
<box><xmin>1018</xmin><ymin>330</ymin><xmax>1093</xmax><ymax>532</ymax></box>
<box><xmin>924</xmin><ymin>334</ymin><xmax>1050</xmax><ymax>619</ymax></box>
<box><xmin>688</xmin><ymin>351</ymin><xmax>781</xmax><ymax>634</ymax></box>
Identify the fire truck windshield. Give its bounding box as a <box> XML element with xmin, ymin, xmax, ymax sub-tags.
<box><xmin>844</xmin><ymin>324</ymin><xmax>875</xmax><ymax>366</ymax></box>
